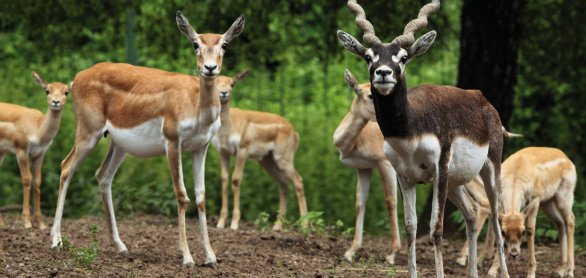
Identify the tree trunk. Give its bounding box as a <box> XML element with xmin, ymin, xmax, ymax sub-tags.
<box><xmin>418</xmin><ymin>0</ymin><xmax>526</xmax><ymax>237</ymax></box>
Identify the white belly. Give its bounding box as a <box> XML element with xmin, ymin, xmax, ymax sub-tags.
<box><xmin>384</xmin><ymin>135</ymin><xmax>488</xmax><ymax>186</ymax></box>
<box><xmin>106</xmin><ymin>118</ymin><xmax>166</xmax><ymax>157</ymax></box>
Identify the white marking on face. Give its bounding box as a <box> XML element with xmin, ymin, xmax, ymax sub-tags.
<box><xmin>392</xmin><ymin>49</ymin><xmax>408</xmax><ymax>74</ymax></box>
<box><xmin>365</xmin><ymin>49</ymin><xmax>380</xmax><ymax>64</ymax></box>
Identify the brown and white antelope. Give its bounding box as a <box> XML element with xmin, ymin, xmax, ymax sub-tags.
<box><xmin>333</xmin><ymin>69</ymin><xmax>401</xmax><ymax>264</ymax></box>
<box><xmin>0</xmin><ymin>72</ymin><xmax>71</xmax><ymax>229</ymax></box>
<box><xmin>337</xmin><ymin>0</ymin><xmax>509</xmax><ymax>277</ymax></box>
<box><xmin>211</xmin><ymin>71</ymin><xmax>308</xmax><ymax>231</ymax></box>
<box><xmin>484</xmin><ymin>147</ymin><xmax>576</xmax><ymax>278</ymax></box>
<box><xmin>49</xmin><ymin>11</ymin><xmax>245</xmax><ymax>267</ymax></box>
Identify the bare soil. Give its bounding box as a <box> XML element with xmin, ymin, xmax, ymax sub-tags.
<box><xmin>0</xmin><ymin>214</ymin><xmax>584</xmax><ymax>277</ymax></box>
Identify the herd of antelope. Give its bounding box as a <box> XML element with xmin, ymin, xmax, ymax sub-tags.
<box><xmin>0</xmin><ymin>1</ymin><xmax>577</xmax><ymax>277</ymax></box>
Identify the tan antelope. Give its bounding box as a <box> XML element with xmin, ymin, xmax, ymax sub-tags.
<box><xmin>337</xmin><ymin>0</ymin><xmax>509</xmax><ymax>277</ymax></box>
<box><xmin>484</xmin><ymin>147</ymin><xmax>576</xmax><ymax>278</ymax></box>
<box><xmin>211</xmin><ymin>71</ymin><xmax>308</xmax><ymax>231</ymax></box>
<box><xmin>0</xmin><ymin>72</ymin><xmax>71</xmax><ymax>229</ymax></box>
<box><xmin>49</xmin><ymin>11</ymin><xmax>245</xmax><ymax>267</ymax></box>
<box><xmin>333</xmin><ymin>69</ymin><xmax>401</xmax><ymax>264</ymax></box>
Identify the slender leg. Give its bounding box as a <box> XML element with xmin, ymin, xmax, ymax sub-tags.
<box><xmin>258</xmin><ymin>156</ymin><xmax>289</xmax><ymax>231</ymax></box>
<box><xmin>458</xmin><ymin>198</ymin><xmax>490</xmax><ymax>266</ymax></box>
<box><xmin>476</xmin><ymin>208</ymin><xmax>492</xmax><ymax>262</ymax></box>
<box><xmin>522</xmin><ymin>200</ymin><xmax>540</xmax><ymax>278</ymax></box>
<box><xmin>555</xmin><ymin>184</ymin><xmax>575</xmax><ymax>278</ymax></box>
<box><xmin>290</xmin><ymin>169</ymin><xmax>307</xmax><ymax>228</ymax></box>
<box><xmin>15</xmin><ymin>149</ymin><xmax>33</xmax><ymax>229</ymax></box>
<box><xmin>30</xmin><ymin>154</ymin><xmax>47</xmax><ymax>230</ymax></box>
<box><xmin>378</xmin><ymin>162</ymin><xmax>401</xmax><ymax>265</ymax></box>
<box><xmin>51</xmin><ymin>132</ymin><xmax>102</xmax><ymax>250</ymax></box>
<box><xmin>216</xmin><ymin>153</ymin><xmax>230</xmax><ymax>228</ymax></box>
<box><xmin>541</xmin><ymin>201</ymin><xmax>566</xmax><ymax>278</ymax></box>
<box><xmin>398</xmin><ymin>175</ymin><xmax>417</xmax><ymax>278</ymax></box>
<box><xmin>230</xmin><ymin>149</ymin><xmax>248</xmax><ymax>230</ymax></box>
<box><xmin>448</xmin><ymin>186</ymin><xmax>479</xmax><ymax>278</ymax></box>
<box><xmin>0</xmin><ymin>154</ymin><xmax>4</xmax><ymax>227</ymax></box>
<box><xmin>95</xmin><ymin>143</ymin><xmax>128</xmax><ymax>253</ymax></box>
<box><xmin>430</xmin><ymin>156</ymin><xmax>449</xmax><ymax>278</ymax></box>
<box><xmin>166</xmin><ymin>140</ymin><xmax>194</xmax><ymax>266</ymax></box>
<box><xmin>344</xmin><ymin>168</ymin><xmax>372</xmax><ymax>262</ymax></box>
<box><xmin>480</xmin><ymin>161</ymin><xmax>509</xmax><ymax>278</ymax></box>
<box><xmin>192</xmin><ymin>144</ymin><xmax>217</xmax><ymax>267</ymax></box>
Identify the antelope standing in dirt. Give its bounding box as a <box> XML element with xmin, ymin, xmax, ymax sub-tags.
<box><xmin>49</xmin><ymin>11</ymin><xmax>245</xmax><ymax>267</ymax></box>
<box><xmin>211</xmin><ymin>71</ymin><xmax>308</xmax><ymax>231</ymax></box>
<box><xmin>0</xmin><ymin>72</ymin><xmax>70</xmax><ymax>229</ymax></box>
<box><xmin>485</xmin><ymin>147</ymin><xmax>576</xmax><ymax>278</ymax></box>
<box><xmin>333</xmin><ymin>69</ymin><xmax>401</xmax><ymax>265</ymax></box>
<box><xmin>337</xmin><ymin>0</ymin><xmax>509</xmax><ymax>277</ymax></box>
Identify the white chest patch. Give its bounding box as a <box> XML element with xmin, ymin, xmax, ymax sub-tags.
<box><xmin>385</xmin><ymin>135</ymin><xmax>441</xmax><ymax>184</ymax></box>
<box><xmin>29</xmin><ymin>141</ymin><xmax>52</xmax><ymax>157</ymax></box>
<box><xmin>106</xmin><ymin>118</ymin><xmax>166</xmax><ymax>158</ymax></box>
<box><xmin>179</xmin><ymin>116</ymin><xmax>221</xmax><ymax>151</ymax></box>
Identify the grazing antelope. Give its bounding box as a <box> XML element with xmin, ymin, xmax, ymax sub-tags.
<box><xmin>211</xmin><ymin>71</ymin><xmax>308</xmax><ymax>231</ymax></box>
<box><xmin>337</xmin><ymin>0</ymin><xmax>509</xmax><ymax>277</ymax></box>
<box><xmin>485</xmin><ymin>147</ymin><xmax>576</xmax><ymax>278</ymax></box>
<box><xmin>49</xmin><ymin>11</ymin><xmax>245</xmax><ymax>267</ymax></box>
<box><xmin>333</xmin><ymin>69</ymin><xmax>400</xmax><ymax>264</ymax></box>
<box><xmin>0</xmin><ymin>72</ymin><xmax>71</xmax><ymax>229</ymax></box>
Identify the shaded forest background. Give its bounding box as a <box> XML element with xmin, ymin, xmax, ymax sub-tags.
<box><xmin>0</xmin><ymin>0</ymin><xmax>584</xmax><ymax>245</ymax></box>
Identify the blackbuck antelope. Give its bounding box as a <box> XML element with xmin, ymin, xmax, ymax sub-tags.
<box><xmin>0</xmin><ymin>72</ymin><xmax>71</xmax><ymax>229</ymax></box>
<box><xmin>211</xmin><ymin>71</ymin><xmax>308</xmax><ymax>230</ymax></box>
<box><xmin>484</xmin><ymin>147</ymin><xmax>576</xmax><ymax>278</ymax></box>
<box><xmin>333</xmin><ymin>69</ymin><xmax>400</xmax><ymax>264</ymax></box>
<box><xmin>337</xmin><ymin>0</ymin><xmax>509</xmax><ymax>277</ymax></box>
<box><xmin>49</xmin><ymin>11</ymin><xmax>245</xmax><ymax>267</ymax></box>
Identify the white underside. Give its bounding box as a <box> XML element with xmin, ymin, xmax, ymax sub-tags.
<box><xmin>106</xmin><ymin>115</ymin><xmax>221</xmax><ymax>158</ymax></box>
<box><xmin>340</xmin><ymin>155</ymin><xmax>377</xmax><ymax>169</ymax></box>
<box><xmin>385</xmin><ymin>135</ymin><xmax>488</xmax><ymax>186</ymax></box>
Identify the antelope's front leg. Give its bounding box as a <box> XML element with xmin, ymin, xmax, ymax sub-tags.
<box><xmin>345</xmin><ymin>169</ymin><xmax>372</xmax><ymax>262</ymax></box>
<box><xmin>398</xmin><ymin>175</ymin><xmax>418</xmax><ymax>278</ymax></box>
<box><xmin>379</xmin><ymin>162</ymin><xmax>401</xmax><ymax>265</ymax></box>
<box><xmin>230</xmin><ymin>149</ymin><xmax>248</xmax><ymax>230</ymax></box>
<box><xmin>192</xmin><ymin>145</ymin><xmax>217</xmax><ymax>267</ymax></box>
<box><xmin>216</xmin><ymin>153</ymin><xmax>230</xmax><ymax>228</ymax></box>
<box><xmin>166</xmin><ymin>141</ymin><xmax>194</xmax><ymax>266</ymax></box>
<box><xmin>30</xmin><ymin>154</ymin><xmax>47</xmax><ymax>230</ymax></box>
<box><xmin>16</xmin><ymin>150</ymin><xmax>33</xmax><ymax>229</ymax></box>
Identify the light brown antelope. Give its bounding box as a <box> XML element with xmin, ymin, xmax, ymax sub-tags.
<box><xmin>0</xmin><ymin>72</ymin><xmax>71</xmax><ymax>229</ymax></box>
<box><xmin>485</xmin><ymin>147</ymin><xmax>576</xmax><ymax>278</ymax></box>
<box><xmin>49</xmin><ymin>11</ymin><xmax>245</xmax><ymax>267</ymax></box>
<box><xmin>211</xmin><ymin>71</ymin><xmax>308</xmax><ymax>231</ymax></box>
<box><xmin>337</xmin><ymin>0</ymin><xmax>509</xmax><ymax>277</ymax></box>
<box><xmin>333</xmin><ymin>69</ymin><xmax>401</xmax><ymax>264</ymax></box>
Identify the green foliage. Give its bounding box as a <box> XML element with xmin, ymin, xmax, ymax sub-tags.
<box><xmin>61</xmin><ymin>224</ymin><xmax>101</xmax><ymax>270</ymax></box>
<box><xmin>254</xmin><ymin>211</ymin><xmax>272</xmax><ymax>231</ymax></box>
<box><xmin>296</xmin><ymin>211</ymin><xmax>327</xmax><ymax>235</ymax></box>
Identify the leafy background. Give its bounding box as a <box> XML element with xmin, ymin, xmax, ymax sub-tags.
<box><xmin>0</xmin><ymin>0</ymin><xmax>584</xmax><ymax>245</ymax></box>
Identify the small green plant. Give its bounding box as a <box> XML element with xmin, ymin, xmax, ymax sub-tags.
<box><xmin>386</xmin><ymin>266</ymin><xmax>397</xmax><ymax>277</ymax></box>
<box><xmin>254</xmin><ymin>212</ymin><xmax>272</xmax><ymax>231</ymax></box>
<box><xmin>296</xmin><ymin>211</ymin><xmax>326</xmax><ymax>235</ymax></box>
<box><xmin>62</xmin><ymin>224</ymin><xmax>101</xmax><ymax>269</ymax></box>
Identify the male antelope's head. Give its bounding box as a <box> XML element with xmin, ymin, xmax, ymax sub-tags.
<box><xmin>344</xmin><ymin>69</ymin><xmax>376</xmax><ymax>122</ymax></box>
<box><xmin>337</xmin><ymin>0</ymin><xmax>439</xmax><ymax>96</ymax></box>
<box><xmin>176</xmin><ymin>11</ymin><xmax>245</xmax><ymax>79</ymax></box>
<box><xmin>216</xmin><ymin>70</ymin><xmax>249</xmax><ymax>105</ymax></box>
<box><xmin>32</xmin><ymin>71</ymin><xmax>71</xmax><ymax>112</ymax></box>
<box><xmin>499</xmin><ymin>199</ymin><xmax>539</xmax><ymax>259</ymax></box>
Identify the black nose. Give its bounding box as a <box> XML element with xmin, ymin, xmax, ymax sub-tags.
<box><xmin>204</xmin><ymin>65</ymin><xmax>217</xmax><ymax>72</ymax></box>
<box><xmin>375</xmin><ymin>69</ymin><xmax>392</xmax><ymax>77</ymax></box>
<box><xmin>52</xmin><ymin>101</ymin><xmax>59</xmax><ymax>104</ymax></box>
<box><xmin>220</xmin><ymin>92</ymin><xmax>228</xmax><ymax>97</ymax></box>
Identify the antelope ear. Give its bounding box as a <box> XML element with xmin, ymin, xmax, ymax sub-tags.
<box><xmin>407</xmin><ymin>30</ymin><xmax>436</xmax><ymax>62</ymax></box>
<box><xmin>32</xmin><ymin>71</ymin><xmax>48</xmax><ymax>91</ymax></box>
<box><xmin>344</xmin><ymin>69</ymin><xmax>364</xmax><ymax>96</ymax></box>
<box><xmin>522</xmin><ymin>198</ymin><xmax>540</xmax><ymax>218</ymax></box>
<box><xmin>337</xmin><ymin>30</ymin><xmax>367</xmax><ymax>57</ymax></box>
<box><xmin>176</xmin><ymin>10</ymin><xmax>199</xmax><ymax>42</ymax></box>
<box><xmin>65</xmin><ymin>81</ymin><xmax>73</xmax><ymax>95</ymax></box>
<box><xmin>223</xmin><ymin>14</ymin><xmax>245</xmax><ymax>44</ymax></box>
<box><xmin>233</xmin><ymin>69</ymin><xmax>249</xmax><ymax>84</ymax></box>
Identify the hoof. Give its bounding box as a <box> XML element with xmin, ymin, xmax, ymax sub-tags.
<box><xmin>272</xmin><ymin>223</ymin><xmax>283</xmax><ymax>231</ymax></box>
<box><xmin>385</xmin><ymin>254</ymin><xmax>396</xmax><ymax>265</ymax></box>
<box><xmin>216</xmin><ymin>222</ymin><xmax>225</xmax><ymax>229</ymax></box>
<box><xmin>344</xmin><ymin>251</ymin><xmax>354</xmax><ymax>262</ymax></box>
<box><xmin>24</xmin><ymin>222</ymin><xmax>33</xmax><ymax>229</ymax></box>
<box><xmin>118</xmin><ymin>250</ymin><xmax>130</xmax><ymax>256</ymax></box>
<box><xmin>230</xmin><ymin>224</ymin><xmax>239</xmax><ymax>230</ymax></box>
<box><xmin>204</xmin><ymin>261</ymin><xmax>218</xmax><ymax>269</ymax></box>
<box><xmin>456</xmin><ymin>256</ymin><xmax>467</xmax><ymax>267</ymax></box>
<box><xmin>51</xmin><ymin>245</ymin><xmax>61</xmax><ymax>252</ymax></box>
<box><xmin>183</xmin><ymin>261</ymin><xmax>195</xmax><ymax>268</ymax></box>
<box><xmin>38</xmin><ymin>222</ymin><xmax>48</xmax><ymax>230</ymax></box>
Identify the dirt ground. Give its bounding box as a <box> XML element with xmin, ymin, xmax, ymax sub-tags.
<box><xmin>0</xmin><ymin>214</ymin><xmax>584</xmax><ymax>277</ymax></box>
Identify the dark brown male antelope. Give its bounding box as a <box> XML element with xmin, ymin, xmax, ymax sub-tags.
<box><xmin>50</xmin><ymin>11</ymin><xmax>245</xmax><ymax>267</ymax></box>
<box><xmin>337</xmin><ymin>1</ymin><xmax>509</xmax><ymax>277</ymax></box>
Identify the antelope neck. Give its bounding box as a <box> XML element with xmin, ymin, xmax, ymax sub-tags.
<box><xmin>371</xmin><ymin>80</ymin><xmax>411</xmax><ymax>138</ymax></box>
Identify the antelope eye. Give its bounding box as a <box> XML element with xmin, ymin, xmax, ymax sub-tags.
<box><xmin>45</xmin><ymin>90</ymin><xmax>50</xmax><ymax>94</ymax></box>
<box><xmin>192</xmin><ymin>43</ymin><xmax>199</xmax><ymax>50</ymax></box>
<box><xmin>221</xmin><ymin>42</ymin><xmax>227</xmax><ymax>49</ymax></box>
<box><xmin>364</xmin><ymin>55</ymin><xmax>372</xmax><ymax>63</ymax></box>
<box><xmin>401</xmin><ymin>55</ymin><xmax>408</xmax><ymax>63</ymax></box>
<box><xmin>368</xmin><ymin>94</ymin><xmax>373</xmax><ymax>99</ymax></box>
